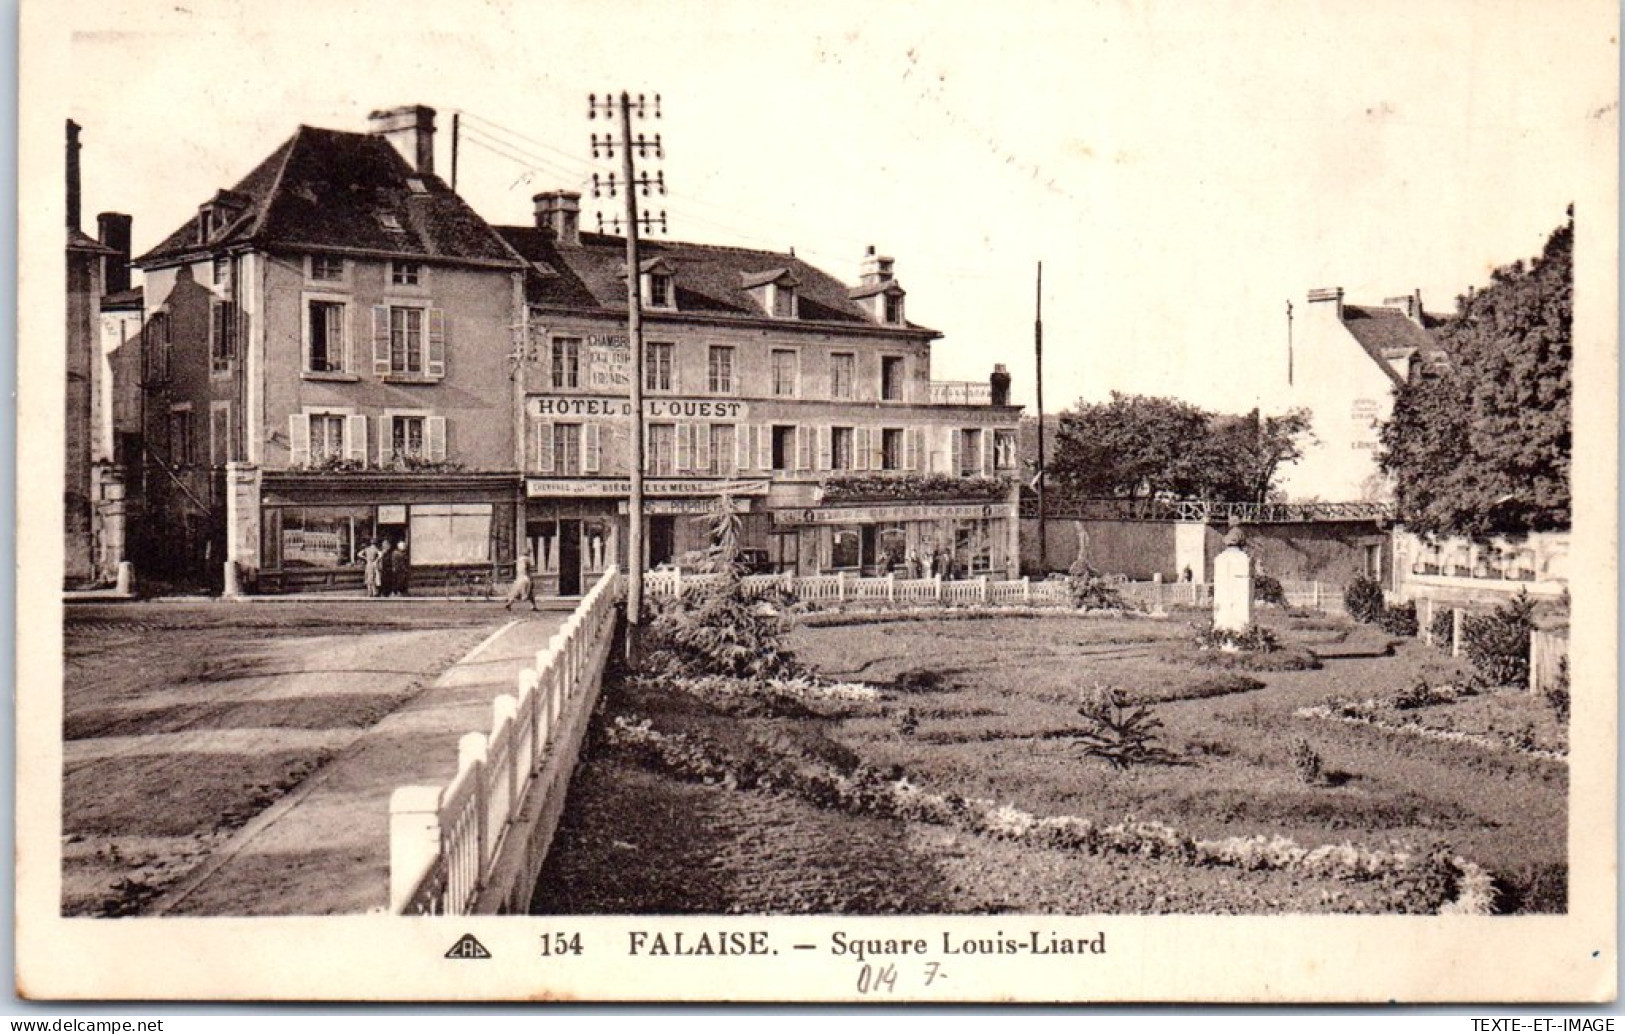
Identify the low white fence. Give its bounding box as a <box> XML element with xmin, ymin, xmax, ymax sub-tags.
<box><xmin>644</xmin><ymin>570</ymin><xmax>1340</xmax><ymax>613</ymax></box>
<box><xmin>390</xmin><ymin>566</ymin><xmax>623</xmax><ymax>915</ymax></box>
<box><xmin>1529</xmin><ymin>628</ymin><xmax>1569</xmax><ymax>695</ymax></box>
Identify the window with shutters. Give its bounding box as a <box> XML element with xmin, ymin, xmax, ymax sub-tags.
<box><xmin>881</xmin><ymin>428</ymin><xmax>904</xmax><ymax>471</ymax></box>
<box><xmin>707</xmin><ymin>346</ymin><xmax>734</xmax><ymax>393</ymax></box>
<box><xmin>829</xmin><ymin>352</ymin><xmax>855</xmax><ymax>400</ymax></box>
<box><xmin>831</xmin><ymin>427</ymin><xmax>855</xmax><ymax>470</ymax></box>
<box><xmin>648</xmin><ymin>423</ymin><xmax>676</xmax><ymax>476</ymax></box>
<box><xmin>959</xmin><ymin>428</ymin><xmax>983</xmax><ymax>475</ymax></box>
<box><xmin>770</xmin><ymin>349</ymin><xmax>798</xmax><ymax>397</ymax></box>
<box><xmin>210</xmin><ymin>298</ymin><xmax>237</xmax><ymax>374</ymax></box>
<box><xmin>709</xmin><ymin>424</ymin><xmax>735</xmax><ymax>476</ymax></box>
<box><xmin>391</xmin><ymin>416</ymin><xmax>426</xmax><ymax>461</ymax></box>
<box><xmin>310</xmin><ymin>413</ymin><xmax>347</xmax><ymax>464</ymax></box>
<box><xmin>551</xmin><ymin>337</ymin><xmax>581</xmax><ymax>389</ymax></box>
<box><xmin>646</xmin><ymin>342</ymin><xmax>675</xmax><ymax>393</ymax></box>
<box><xmin>552</xmin><ymin>422</ymin><xmax>582</xmax><ymax>475</ymax></box>
<box><xmin>375</xmin><ymin>304</ymin><xmax>445</xmax><ymax>381</ymax></box>
<box><xmin>145</xmin><ymin>312</ymin><xmax>172</xmax><ymax>384</ymax></box>
<box><xmin>306</xmin><ymin>298</ymin><xmax>348</xmax><ymax>374</ymax></box>
<box><xmin>771</xmin><ymin>425</ymin><xmax>796</xmax><ymax>471</ymax></box>
<box><xmin>168</xmin><ymin>405</ymin><xmax>194</xmax><ymax>467</ymax></box>
<box><xmin>881</xmin><ymin>355</ymin><xmax>906</xmax><ymax>401</ymax></box>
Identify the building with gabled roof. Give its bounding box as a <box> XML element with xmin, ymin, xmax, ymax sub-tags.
<box><xmin>1278</xmin><ymin>286</ymin><xmax>1451</xmax><ymax>504</ymax></box>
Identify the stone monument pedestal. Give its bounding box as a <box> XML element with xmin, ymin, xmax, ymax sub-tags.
<box><xmin>1212</xmin><ymin>546</ymin><xmax>1254</xmax><ymax>632</ymax></box>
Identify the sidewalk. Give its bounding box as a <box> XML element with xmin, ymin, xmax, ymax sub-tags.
<box><xmin>150</xmin><ymin>613</ymin><xmax>567</xmax><ymax>916</ymax></box>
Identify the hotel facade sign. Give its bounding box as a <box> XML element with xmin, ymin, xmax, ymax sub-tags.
<box><xmin>529</xmin><ymin>395</ymin><xmax>750</xmax><ymax>421</ymax></box>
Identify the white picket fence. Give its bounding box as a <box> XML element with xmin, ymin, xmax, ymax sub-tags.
<box><xmin>389</xmin><ymin>566</ymin><xmax>623</xmax><ymax>915</ymax></box>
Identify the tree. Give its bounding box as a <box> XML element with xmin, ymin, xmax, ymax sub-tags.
<box><xmin>1050</xmin><ymin>392</ymin><xmax>1313</xmax><ymax>503</ymax></box>
<box><xmin>1379</xmin><ymin>216</ymin><xmax>1572</xmax><ymax>539</ymax></box>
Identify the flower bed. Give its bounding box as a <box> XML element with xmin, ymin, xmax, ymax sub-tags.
<box><xmin>1296</xmin><ymin>697</ymin><xmax>1567</xmax><ymax>763</ymax></box>
<box><xmin>606</xmin><ymin>714</ymin><xmax>1497</xmax><ymax>915</ymax></box>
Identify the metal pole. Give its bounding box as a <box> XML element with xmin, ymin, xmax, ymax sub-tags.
<box><xmin>1035</xmin><ymin>260</ymin><xmax>1046</xmax><ymax>573</ymax></box>
<box><xmin>621</xmin><ymin>92</ymin><xmax>646</xmax><ymax>652</ymax></box>
<box><xmin>451</xmin><ymin>113</ymin><xmax>460</xmax><ymax>193</ymax></box>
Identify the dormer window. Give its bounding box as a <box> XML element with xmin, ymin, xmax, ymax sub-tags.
<box><xmin>636</xmin><ymin>257</ymin><xmax>677</xmax><ymax>310</ymax></box>
<box><xmin>884</xmin><ymin>293</ymin><xmax>904</xmax><ymax>325</ymax></box>
<box><xmin>378</xmin><ymin>213</ymin><xmax>404</xmax><ymax>233</ymax></box>
<box><xmin>742</xmin><ymin>268</ymin><xmax>801</xmax><ymax>319</ymax></box>
<box><xmin>771</xmin><ymin>282</ymin><xmax>798</xmax><ymax>319</ymax></box>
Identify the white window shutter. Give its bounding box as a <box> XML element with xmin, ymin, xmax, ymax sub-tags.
<box><xmin>347</xmin><ymin>414</ymin><xmax>368</xmax><ymax>465</ymax></box>
<box><xmin>756</xmin><ymin>423</ymin><xmax>772</xmax><ymax>471</ymax></box>
<box><xmin>736</xmin><ymin>425</ymin><xmax>752</xmax><ymax>472</ymax></box>
<box><xmin>796</xmin><ymin>426</ymin><xmax>811</xmax><ymax>471</ymax></box>
<box><xmin>426</xmin><ymin>309</ymin><xmax>447</xmax><ymax>379</ymax></box>
<box><xmin>426</xmin><ymin>416</ymin><xmax>447</xmax><ymax>462</ymax></box>
<box><xmin>903</xmin><ymin>427</ymin><xmax>918</xmax><ymax>471</ymax></box>
<box><xmin>982</xmin><ymin>429</ymin><xmax>994</xmax><ymax>475</ymax></box>
<box><xmin>951</xmin><ymin>429</ymin><xmax>964</xmax><ymax>475</ymax></box>
<box><xmin>288</xmin><ymin>413</ymin><xmax>310</xmax><ymax>467</ymax></box>
<box><xmin>817</xmin><ymin>427</ymin><xmax>832</xmax><ymax>471</ymax></box>
<box><xmin>872</xmin><ymin>429</ymin><xmax>886</xmax><ymax>470</ymax></box>
<box><xmin>696</xmin><ymin>423</ymin><xmax>711</xmax><ymax>473</ymax></box>
<box><xmin>676</xmin><ymin>423</ymin><xmax>694</xmax><ymax>472</ymax></box>
<box><xmin>536</xmin><ymin>421</ymin><xmax>555</xmax><ymax>473</ymax></box>
<box><xmin>372</xmin><ymin>306</ymin><xmax>391</xmax><ymax>376</ymax></box>
<box><xmin>855</xmin><ymin>428</ymin><xmax>870</xmax><ymax>471</ymax></box>
<box><xmin>584</xmin><ymin>422</ymin><xmax>601</xmax><ymax>473</ymax></box>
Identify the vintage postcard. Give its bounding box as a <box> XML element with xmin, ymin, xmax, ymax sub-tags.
<box><xmin>16</xmin><ymin>0</ymin><xmax>1618</xmax><ymax>1003</ymax></box>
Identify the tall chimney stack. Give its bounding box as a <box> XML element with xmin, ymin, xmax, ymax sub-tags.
<box><xmin>533</xmin><ymin>191</ymin><xmax>582</xmax><ymax>247</ymax></box>
<box><xmin>97</xmin><ymin>212</ymin><xmax>133</xmax><ymax>294</ymax></box>
<box><xmin>66</xmin><ymin>120</ymin><xmax>82</xmax><ymax>231</ymax></box>
<box><xmin>368</xmin><ymin>105</ymin><xmax>437</xmax><ymax>176</ymax></box>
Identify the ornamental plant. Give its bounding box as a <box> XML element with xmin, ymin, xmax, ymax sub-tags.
<box><xmin>1461</xmin><ymin>591</ymin><xmax>1536</xmax><ymax>687</ymax></box>
<box><xmin>1379</xmin><ymin>600</ymin><xmax>1419</xmax><ymax>637</ymax></box>
<box><xmin>1253</xmin><ymin>574</ymin><xmax>1288</xmax><ymax>608</ymax></box>
<box><xmin>1073</xmin><ymin>684</ymin><xmax>1177</xmax><ymax>770</ymax></box>
<box><xmin>1344</xmin><ymin>577</ymin><xmax>1386</xmax><ymax>624</ymax></box>
<box><xmin>1194</xmin><ymin>623</ymin><xmax>1279</xmax><ymax>653</ymax></box>
<box><xmin>639</xmin><ymin>572</ymin><xmax>804</xmax><ymax>681</ymax></box>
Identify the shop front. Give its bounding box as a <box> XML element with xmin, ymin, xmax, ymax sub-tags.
<box><xmin>257</xmin><ymin>472</ymin><xmax>519</xmax><ymax>594</ymax></box>
<box><xmin>524</xmin><ymin>477</ymin><xmax>771</xmax><ymax>595</ymax></box>
<box><xmin>771</xmin><ymin>499</ymin><xmax>1019</xmax><ymax>579</ymax></box>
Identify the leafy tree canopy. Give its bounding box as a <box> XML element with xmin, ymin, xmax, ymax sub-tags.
<box><xmin>1049</xmin><ymin>392</ymin><xmax>1313</xmax><ymax>503</ymax></box>
<box><xmin>1379</xmin><ymin>216</ymin><xmax>1572</xmax><ymax>539</ymax></box>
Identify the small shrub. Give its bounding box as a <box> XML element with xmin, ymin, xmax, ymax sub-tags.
<box><xmin>1462</xmin><ymin>592</ymin><xmax>1535</xmax><ymax>687</ymax></box>
<box><xmin>1391</xmin><ymin>679</ymin><xmax>1447</xmax><ymax>710</ymax></box>
<box><xmin>1194</xmin><ymin>623</ymin><xmax>1280</xmax><ymax>653</ymax></box>
<box><xmin>1429</xmin><ymin>608</ymin><xmax>1455</xmax><ymax>652</ymax></box>
<box><xmin>1253</xmin><ymin>574</ymin><xmax>1288</xmax><ymax>608</ymax></box>
<box><xmin>1067</xmin><ymin>573</ymin><xmax>1126</xmax><ymax>611</ymax></box>
<box><xmin>1290</xmin><ymin>739</ymin><xmax>1324</xmax><ymax>786</ymax></box>
<box><xmin>1344</xmin><ymin>577</ymin><xmax>1386</xmax><ymax>624</ymax></box>
<box><xmin>1379</xmin><ymin>601</ymin><xmax>1419</xmax><ymax>637</ymax></box>
<box><xmin>1073</xmin><ymin>684</ymin><xmax>1177</xmax><ymax>770</ymax></box>
<box><xmin>891</xmin><ymin>706</ymin><xmax>920</xmax><ymax>738</ymax></box>
<box><xmin>1545</xmin><ymin>657</ymin><xmax>1571</xmax><ymax>723</ymax></box>
<box><xmin>640</xmin><ymin>572</ymin><xmax>803</xmax><ymax>680</ymax></box>
<box><xmin>1382</xmin><ymin>843</ymin><xmax>1461</xmax><ymax>914</ymax></box>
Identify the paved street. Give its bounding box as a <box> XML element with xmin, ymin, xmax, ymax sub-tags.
<box><xmin>62</xmin><ymin>600</ymin><xmax>564</xmax><ymax>916</ymax></box>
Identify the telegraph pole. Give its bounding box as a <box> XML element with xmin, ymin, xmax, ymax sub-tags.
<box><xmin>1035</xmin><ymin>261</ymin><xmax>1047</xmax><ymax>572</ymax></box>
<box><xmin>589</xmin><ymin>92</ymin><xmax>665</xmax><ymax>657</ymax></box>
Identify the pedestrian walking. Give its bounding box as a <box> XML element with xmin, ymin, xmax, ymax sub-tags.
<box><xmin>504</xmin><ymin>554</ymin><xmax>537</xmax><ymax>611</ymax></box>
<box><xmin>357</xmin><ymin>538</ymin><xmax>385</xmax><ymax>597</ymax></box>
<box><xmin>389</xmin><ymin>539</ymin><xmax>411</xmax><ymax>597</ymax></box>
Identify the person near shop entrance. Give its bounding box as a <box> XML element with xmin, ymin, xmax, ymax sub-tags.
<box><xmin>505</xmin><ymin>554</ymin><xmax>538</xmax><ymax>611</ymax></box>
<box><xmin>387</xmin><ymin>539</ymin><xmax>410</xmax><ymax>596</ymax></box>
<box><xmin>357</xmin><ymin>538</ymin><xmax>385</xmax><ymax>597</ymax></box>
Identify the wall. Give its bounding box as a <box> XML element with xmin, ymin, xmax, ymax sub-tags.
<box><xmin>1018</xmin><ymin>518</ymin><xmax>1178</xmax><ymax>579</ymax></box>
<box><xmin>65</xmin><ymin>249</ymin><xmax>102</xmax><ymax>582</ymax></box>
<box><xmin>1392</xmin><ymin>528</ymin><xmax>1569</xmax><ymax>607</ymax></box>
<box><xmin>258</xmin><ymin>252</ymin><xmax>517</xmax><ymax>471</ymax></box>
<box><xmin>1277</xmin><ymin>297</ymin><xmax>1398</xmax><ymax>503</ymax></box>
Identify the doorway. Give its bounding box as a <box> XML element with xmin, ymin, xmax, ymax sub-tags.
<box><xmin>558</xmin><ymin>518</ymin><xmax>582</xmax><ymax>596</ymax></box>
<box><xmin>649</xmin><ymin>516</ymin><xmax>676</xmax><ymax>569</ymax></box>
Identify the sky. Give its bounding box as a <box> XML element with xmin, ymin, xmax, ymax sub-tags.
<box><xmin>49</xmin><ymin>0</ymin><xmax>1617</xmax><ymax>416</ymax></box>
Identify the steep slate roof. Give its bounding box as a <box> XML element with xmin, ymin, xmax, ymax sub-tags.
<box><xmin>1341</xmin><ymin>304</ymin><xmax>1451</xmax><ymax>383</ymax></box>
<box><xmin>101</xmin><ymin>286</ymin><xmax>144</xmax><ymax>310</ymax></box>
<box><xmin>136</xmin><ymin>126</ymin><xmax>520</xmax><ymax>268</ymax></box>
<box><xmin>495</xmin><ymin>226</ymin><xmax>936</xmax><ymax>335</ymax></box>
<box><xmin>67</xmin><ymin>228</ymin><xmax>118</xmax><ymax>255</ymax></box>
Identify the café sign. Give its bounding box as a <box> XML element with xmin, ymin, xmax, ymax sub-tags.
<box><xmin>773</xmin><ymin>502</ymin><xmax>1011</xmax><ymax>525</ymax></box>
<box><xmin>526</xmin><ymin>477</ymin><xmax>771</xmax><ymax>498</ymax></box>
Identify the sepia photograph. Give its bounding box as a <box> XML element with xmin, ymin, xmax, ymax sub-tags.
<box><xmin>17</xmin><ymin>0</ymin><xmax>1618</xmax><ymax>1003</ymax></box>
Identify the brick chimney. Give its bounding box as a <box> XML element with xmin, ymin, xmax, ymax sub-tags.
<box><xmin>368</xmin><ymin>105</ymin><xmax>436</xmax><ymax>175</ymax></box>
<box><xmin>97</xmin><ymin>212</ymin><xmax>132</xmax><ymax>294</ymax></box>
<box><xmin>990</xmin><ymin>364</ymin><xmax>1012</xmax><ymax>406</ymax></box>
<box><xmin>859</xmin><ymin>245</ymin><xmax>895</xmax><ymax>287</ymax></box>
<box><xmin>1307</xmin><ymin>286</ymin><xmax>1344</xmax><ymax>321</ymax></box>
<box><xmin>533</xmin><ymin>191</ymin><xmax>582</xmax><ymax>247</ymax></box>
<box><xmin>66</xmin><ymin>120</ymin><xmax>82</xmax><ymax>231</ymax></box>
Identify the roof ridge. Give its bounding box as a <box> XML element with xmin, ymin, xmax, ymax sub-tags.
<box><xmin>244</xmin><ymin>128</ymin><xmax>302</xmax><ymax>244</ymax></box>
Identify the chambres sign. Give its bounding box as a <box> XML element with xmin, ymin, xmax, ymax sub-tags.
<box><xmin>585</xmin><ymin>335</ymin><xmax>630</xmax><ymax>390</ymax></box>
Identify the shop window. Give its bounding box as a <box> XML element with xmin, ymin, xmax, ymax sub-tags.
<box><xmin>645</xmin><ymin>342</ymin><xmax>674</xmax><ymax>392</ymax></box>
<box><xmin>648</xmin><ymin>423</ymin><xmax>676</xmax><ymax>476</ymax></box>
<box><xmin>831</xmin><ymin>427</ymin><xmax>855</xmax><ymax>470</ymax></box>
<box><xmin>551</xmin><ymin>337</ymin><xmax>581</xmax><ymax>389</ymax></box>
<box><xmin>881</xmin><ymin>356</ymin><xmax>905</xmax><ymax>401</ymax></box>
<box><xmin>771</xmin><ymin>349</ymin><xmax>798</xmax><ymax>397</ymax></box>
<box><xmin>274</xmin><ymin>505</ymin><xmax>377</xmax><ymax>569</ymax></box>
<box><xmin>709</xmin><ymin>424</ymin><xmax>736</xmax><ymax>476</ymax></box>
<box><xmin>307</xmin><ymin>299</ymin><xmax>348</xmax><ymax>374</ymax></box>
<box><xmin>830</xmin><ymin>352</ymin><xmax>855</xmax><ymax>399</ymax></box>
<box><xmin>410</xmin><ymin>503</ymin><xmax>493</xmax><ymax>566</ymax></box>
<box><xmin>708</xmin><ymin>346</ymin><xmax>734</xmax><ymax>393</ymax></box>
<box><xmin>881</xmin><ymin>428</ymin><xmax>904</xmax><ymax>471</ymax></box>
<box><xmin>770</xmin><ymin>425</ymin><xmax>796</xmax><ymax>471</ymax></box>
<box><xmin>830</xmin><ymin>526</ymin><xmax>861</xmax><ymax>570</ymax></box>
<box><xmin>878</xmin><ymin>525</ymin><xmax>907</xmax><ymax>570</ymax></box>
